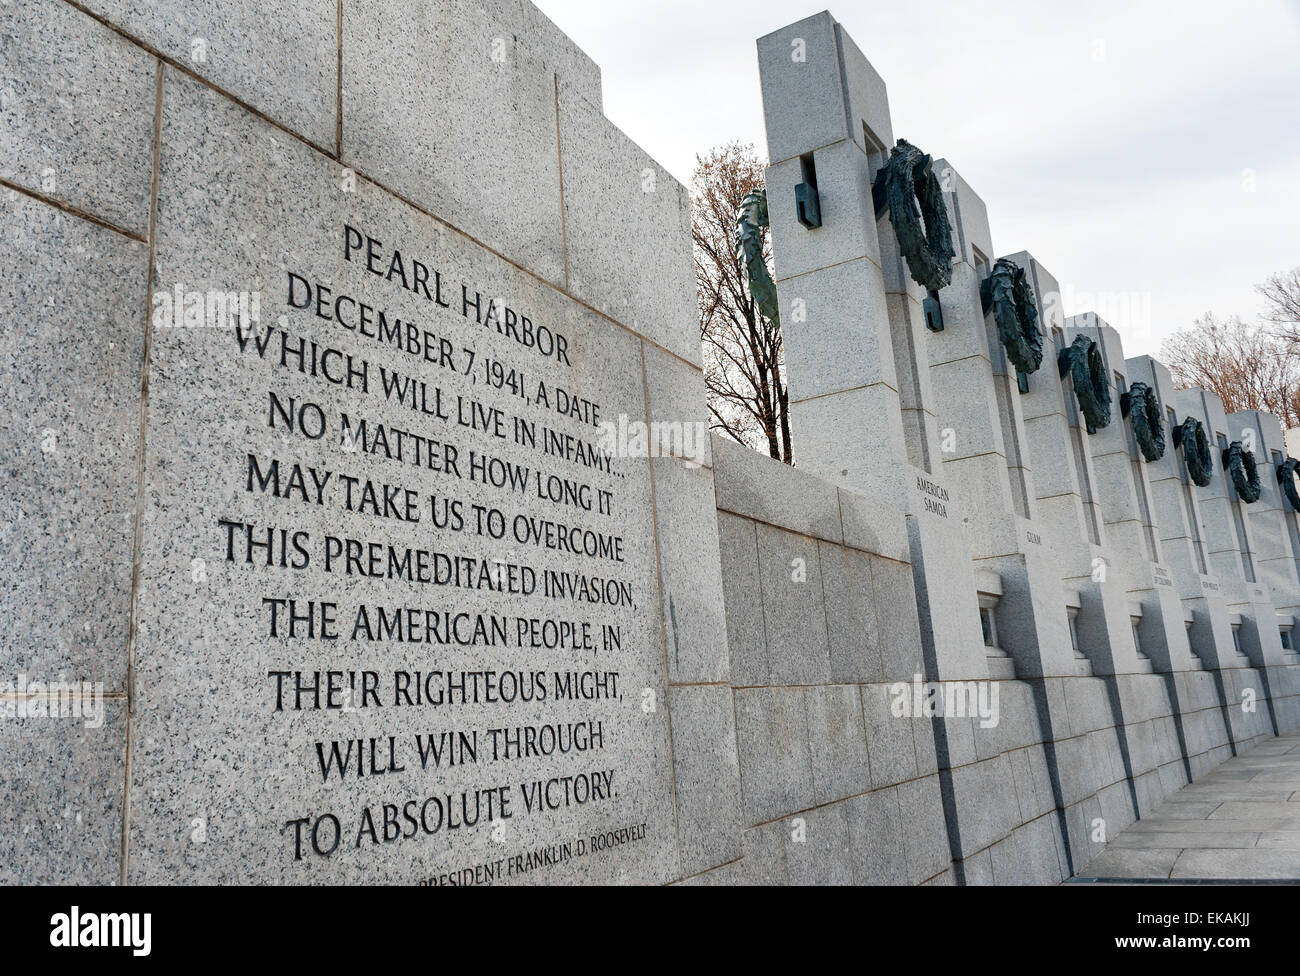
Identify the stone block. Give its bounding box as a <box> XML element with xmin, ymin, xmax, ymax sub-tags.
<box><xmin>872</xmin><ymin>556</ymin><xmax>927</xmax><ymax>680</ymax></box>
<box><xmin>834</xmin><ymin>24</ymin><xmax>893</xmax><ymax>155</ymax></box>
<box><xmin>506</xmin><ymin>0</ymin><xmax>601</xmax><ymax>103</ymax></box>
<box><xmin>716</xmin><ymin>512</ymin><xmax>767</xmax><ymax>686</ymax></box>
<box><xmin>123</xmin><ymin>70</ymin><xmax>678</xmax><ymax>883</ymax></box>
<box><xmin>738</xmin><ymin>819</ymin><xmax>788</xmax><ymax>885</ymax></box>
<box><xmin>650</xmin><ymin>456</ymin><xmax>728</xmax><ymax>684</ymax></box>
<box><xmin>756</xmin><ymin>523</ymin><xmax>830</xmax><ymax>685</ymax></box>
<box><xmin>756</xmin><ymin>12</ymin><xmax>848</xmax><ymax>165</ymax></box>
<box><xmin>1012</xmin><ymin>745</ymin><xmax>1058</xmax><ymax>821</ymax></box>
<box><xmin>668</xmin><ymin>685</ymin><xmax>741</xmax><ymax>877</ymax></box>
<box><xmin>779</xmin><ymin>257</ymin><xmax>896</xmax><ymax>401</ymax></box>
<box><xmin>784</xmin><ymin>800</ymin><xmax>854</xmax><ymax>885</ymax></box>
<box><xmin>804</xmin><ymin>684</ymin><xmax>871</xmax><ymax>804</ymax></box>
<box><xmin>765</xmin><ymin>140</ymin><xmax>881</xmax><ymax>282</ymax></box>
<box><xmin>0</xmin><ymin>0</ymin><xmax>157</xmax><ymax>234</ymax></box>
<box><xmin>0</xmin><ymin>700</ymin><xmax>125</xmax><ymax>885</ymax></box>
<box><xmin>861</xmin><ymin>682</ymin><xmax>918</xmax><ymax>788</ymax></box>
<box><xmin>896</xmin><ymin>773</ymin><xmax>953</xmax><ymax>883</ymax></box>
<box><xmin>83</xmin><ymin>0</ymin><xmax>336</xmax><ymax>149</ymax></box>
<box><xmin>946</xmin><ymin>755</ymin><xmax>1020</xmax><ymax>857</ymax></box>
<box><xmin>819</xmin><ymin>543</ymin><xmax>885</xmax><ymax>684</ymax></box>
<box><xmin>1</xmin><ymin>195</ymin><xmax>148</xmax><ymax>690</ymax></box>
<box><xmin>844</xmin><ymin>787</ymin><xmax>909</xmax><ymax>884</ymax></box>
<box><xmin>557</xmin><ymin>81</ymin><xmax>696</xmax><ymax>364</ymax></box>
<box><xmin>962</xmin><ymin>848</ymin><xmax>994</xmax><ymax>885</ymax></box>
<box><xmin>343</xmin><ymin>0</ymin><xmax>565</xmax><ymax>284</ymax></box>
<box><xmin>838</xmin><ymin>486</ymin><xmax>910</xmax><ymax>562</ymax></box>
<box><xmin>642</xmin><ymin>343</ymin><xmax>710</xmax><ymax>468</ymax></box>
<box><xmin>786</xmin><ymin>386</ymin><xmax>910</xmax><ymax>501</ymax></box>
<box><xmin>712</xmin><ymin>434</ymin><xmax>843</xmax><ymax>544</ymax></box>
<box><xmin>735</xmin><ymin>687</ymin><xmax>814</xmax><ymax>827</ymax></box>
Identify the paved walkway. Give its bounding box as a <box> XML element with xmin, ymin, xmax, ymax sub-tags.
<box><xmin>1075</xmin><ymin>729</ymin><xmax>1300</xmax><ymax>882</ymax></box>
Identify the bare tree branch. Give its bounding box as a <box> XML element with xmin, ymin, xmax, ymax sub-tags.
<box><xmin>1161</xmin><ymin>312</ymin><xmax>1300</xmax><ymax>428</ymax></box>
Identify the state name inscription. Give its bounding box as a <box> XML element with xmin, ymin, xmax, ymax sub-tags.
<box><xmin>208</xmin><ymin>223</ymin><xmax>655</xmax><ymax>879</ymax></box>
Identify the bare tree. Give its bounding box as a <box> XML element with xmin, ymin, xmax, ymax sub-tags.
<box><xmin>1259</xmin><ymin>266</ymin><xmax>1300</xmax><ymax>336</ymax></box>
<box><xmin>1160</xmin><ymin>313</ymin><xmax>1300</xmax><ymax>427</ymax></box>
<box><xmin>692</xmin><ymin>142</ymin><xmax>792</xmax><ymax>464</ymax></box>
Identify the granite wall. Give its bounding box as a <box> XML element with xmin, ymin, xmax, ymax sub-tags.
<box><xmin>3</xmin><ymin>0</ymin><xmax>1300</xmax><ymax>886</ymax></box>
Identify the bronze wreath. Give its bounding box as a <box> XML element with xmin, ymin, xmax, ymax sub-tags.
<box><xmin>1278</xmin><ymin>457</ymin><xmax>1300</xmax><ymax>512</ymax></box>
<box><xmin>872</xmin><ymin>139</ymin><xmax>955</xmax><ymax>293</ymax></box>
<box><xmin>1121</xmin><ymin>381</ymin><xmax>1165</xmax><ymax>462</ymax></box>
<box><xmin>1057</xmin><ymin>335</ymin><xmax>1111</xmax><ymax>433</ymax></box>
<box><xmin>1223</xmin><ymin>441</ymin><xmax>1261</xmax><ymax>503</ymax></box>
<box><xmin>980</xmin><ymin>257</ymin><xmax>1043</xmax><ymax>376</ymax></box>
<box><xmin>1173</xmin><ymin>416</ymin><xmax>1213</xmax><ymax>487</ymax></box>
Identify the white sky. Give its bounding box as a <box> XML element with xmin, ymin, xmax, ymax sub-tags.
<box><xmin>533</xmin><ymin>0</ymin><xmax>1300</xmax><ymax>357</ymax></box>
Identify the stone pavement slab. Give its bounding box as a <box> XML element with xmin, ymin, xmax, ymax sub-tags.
<box><xmin>1074</xmin><ymin>729</ymin><xmax>1300</xmax><ymax>881</ymax></box>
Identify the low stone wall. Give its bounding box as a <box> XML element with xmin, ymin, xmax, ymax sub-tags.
<box><xmin>701</xmin><ymin>437</ymin><xmax>952</xmax><ymax>884</ymax></box>
<box><xmin>699</xmin><ymin>437</ymin><xmax>1293</xmax><ymax>884</ymax></box>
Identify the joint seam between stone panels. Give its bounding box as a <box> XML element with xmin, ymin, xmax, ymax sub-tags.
<box><xmin>775</xmin><ymin>252</ymin><xmax>885</xmax><ymax>285</ymax></box>
<box><xmin>749</xmin><ymin>519</ymin><xmax>773</xmax><ymax>686</ymax></box>
<box><xmin>0</xmin><ymin>177</ymin><xmax>147</xmax><ymax>243</ymax></box>
<box><xmin>1019</xmin><ymin>408</ymin><xmax>1065</xmax><ymax>423</ymax></box>
<box><xmin>712</xmin><ymin>512</ymin><xmax>847</xmax><ymax>556</ymax></box>
<box><xmin>730</xmin><ymin>679</ymin><xmax>908</xmax><ymax>692</ymax></box>
<box><xmin>59</xmin><ymin>0</ymin><xmax>336</xmax><ymax>159</ymax></box>
<box><xmin>119</xmin><ymin>59</ymin><xmax>165</xmax><ymax>888</ymax></box>
<box><xmin>833</xmin><ymin>27</ymin><xmax>857</xmax><ymax>154</ymax></box>
<box><xmin>815</xmin><ymin>544</ymin><xmax>834</xmax><ymax>677</ymax></box>
<box><xmin>979</xmin><ymin>547</ymin><xmax>1030</xmax><ymax>560</ymax></box>
<box><xmin>790</xmin><ymin>381</ymin><xmax>900</xmax><ymax>406</ymax></box>
<box><xmin>856</xmin><ymin>681</ymin><xmax>876</xmax><ymax>783</ymax></box>
<box><xmin>742</xmin><ymin>774</ymin><xmax>937</xmax><ymax>832</ymax></box>
<box><xmin>667</xmin><ymin>681</ymin><xmax>731</xmax><ymax>689</ymax></box>
<box><xmin>335</xmin><ymin>0</ymin><xmax>343</xmax><ymax>158</ymax></box>
<box><xmin>929</xmin><ymin>351</ymin><xmax>994</xmax><ymax>370</ymax></box>
<box><xmin>656</xmin><ymin>449</ymin><xmax>712</xmax><ymax>470</ymax></box>
<box><xmin>948</xmin><ymin>449</ymin><xmax>1012</xmax><ymax>463</ymax></box>
<box><xmin>553</xmin><ymin>73</ymin><xmax>570</xmax><ymax>292</ymax></box>
<box><xmin>639</xmin><ymin>341</ymin><xmax>686</xmax><ymax>879</ymax></box>
<box><xmin>733</xmin><ymin>691</ymin><xmax>754</xmax><ymax>821</ymax></box>
<box><xmin>1036</xmin><ymin>490</ymin><xmax>1087</xmax><ymax>502</ymax></box>
<box><xmin>835</xmin><ymin>491</ymin><xmax>847</xmax><ymax>547</ymax></box>
<box><xmin>765</xmin><ymin>136</ymin><xmax>854</xmax><ymax>170</ymax></box>
<box><xmin>672</xmin><ymin>854</ymin><xmax>744</xmax><ymax>883</ymax></box>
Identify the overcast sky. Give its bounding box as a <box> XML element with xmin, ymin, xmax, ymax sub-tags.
<box><xmin>533</xmin><ymin>0</ymin><xmax>1300</xmax><ymax>357</ymax></box>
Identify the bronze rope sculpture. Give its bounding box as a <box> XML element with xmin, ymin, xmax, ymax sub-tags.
<box><xmin>735</xmin><ymin>188</ymin><xmax>781</xmax><ymax>328</ymax></box>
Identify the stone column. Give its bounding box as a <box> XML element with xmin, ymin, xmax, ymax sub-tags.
<box><xmin>1178</xmin><ymin>388</ymin><xmax>1292</xmax><ymax>742</ymax></box>
<box><xmin>1229</xmin><ymin>410</ymin><xmax>1300</xmax><ymax>618</ymax></box>
<box><xmin>1009</xmin><ymin>256</ymin><xmax>1141</xmax><ymax>681</ymax></box>
<box><xmin>926</xmin><ymin>165</ymin><xmax>1075</xmax><ymax>684</ymax></box>
<box><xmin>993</xmin><ymin>254</ymin><xmax>1177</xmax><ymax>847</ymax></box>
<box><xmin>922</xmin><ymin>170</ymin><xmax>1098</xmax><ymax>878</ymax></box>
<box><xmin>1064</xmin><ymin>319</ymin><xmax>1197</xmax><ymax>672</ymax></box>
<box><xmin>757</xmin><ymin>13</ymin><xmax>986</xmax><ymax>684</ymax></box>
<box><xmin>1228</xmin><ymin>409</ymin><xmax>1300</xmax><ymax>732</ymax></box>
<box><xmin>758</xmin><ymin>14</ymin><xmax>1081</xmax><ymax>884</ymax></box>
<box><xmin>757</xmin><ymin>12</ymin><xmax>905</xmax><ymax>501</ymax></box>
<box><xmin>1055</xmin><ymin>315</ymin><xmax>1200</xmax><ymax>808</ymax></box>
<box><xmin>1126</xmin><ymin>354</ymin><xmax>1238</xmax><ymax>772</ymax></box>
